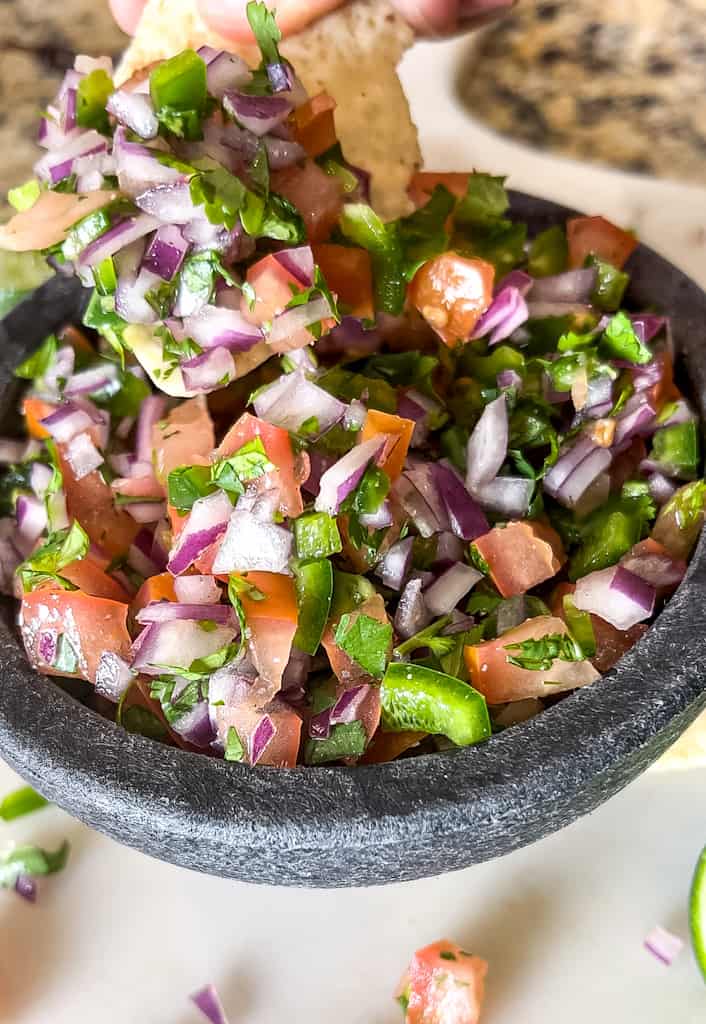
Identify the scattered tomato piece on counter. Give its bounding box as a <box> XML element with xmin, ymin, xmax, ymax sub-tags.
<box><xmin>396</xmin><ymin>940</ymin><xmax>487</xmax><ymax>1024</ymax></box>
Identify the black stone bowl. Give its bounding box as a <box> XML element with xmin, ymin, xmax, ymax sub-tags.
<box><xmin>1</xmin><ymin>192</ymin><xmax>705</xmax><ymax>888</ymax></box>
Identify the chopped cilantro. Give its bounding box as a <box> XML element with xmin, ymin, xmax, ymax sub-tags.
<box><xmin>504</xmin><ymin>631</ymin><xmax>584</xmax><ymax>671</ymax></box>
<box><xmin>333</xmin><ymin>612</ymin><xmax>392</xmax><ymax>679</ymax></box>
<box><xmin>394</xmin><ymin>617</ymin><xmax>455</xmax><ymax>658</ymax></box>
<box><xmin>166</xmin><ymin>465</ymin><xmax>214</xmax><ymax>512</ymax></box>
<box><xmin>455</xmin><ymin>172</ymin><xmax>509</xmax><ymax>226</ymax></box>
<box><xmin>600</xmin><ymin>311</ymin><xmax>652</xmax><ymax>365</ymax></box>
<box><xmin>18</xmin><ymin>520</ymin><xmax>89</xmax><ymax>592</ymax></box>
<box><xmin>76</xmin><ymin>69</ymin><xmax>114</xmax><ymax>134</ymax></box>
<box><xmin>0</xmin><ymin>840</ymin><xmax>70</xmax><ymax>891</ymax></box>
<box><xmin>210</xmin><ymin>437</ymin><xmax>274</xmax><ymax>498</ymax></box>
<box><xmin>246</xmin><ymin>1</ymin><xmax>283</xmax><ymax>67</ymax></box>
<box><xmin>304</xmin><ymin>720</ymin><xmax>367</xmax><ymax>765</ymax></box>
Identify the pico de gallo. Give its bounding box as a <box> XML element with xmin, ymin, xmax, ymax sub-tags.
<box><xmin>0</xmin><ymin>3</ymin><xmax>703</xmax><ymax>769</ymax></box>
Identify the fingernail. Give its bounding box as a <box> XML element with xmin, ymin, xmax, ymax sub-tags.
<box><xmin>458</xmin><ymin>0</ymin><xmax>516</xmax><ymax>28</ymax></box>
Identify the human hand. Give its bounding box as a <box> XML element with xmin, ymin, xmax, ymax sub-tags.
<box><xmin>109</xmin><ymin>0</ymin><xmax>515</xmax><ymax>41</ymax></box>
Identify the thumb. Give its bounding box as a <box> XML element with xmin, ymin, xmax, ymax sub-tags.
<box><xmin>390</xmin><ymin>0</ymin><xmax>515</xmax><ymax>36</ymax></box>
<box><xmin>197</xmin><ymin>0</ymin><xmax>347</xmax><ymax>43</ymax></box>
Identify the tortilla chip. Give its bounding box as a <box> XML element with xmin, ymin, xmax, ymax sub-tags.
<box><xmin>652</xmin><ymin>709</ymin><xmax>706</xmax><ymax>772</ymax></box>
<box><xmin>117</xmin><ymin>0</ymin><xmax>419</xmax><ymax>219</ymax></box>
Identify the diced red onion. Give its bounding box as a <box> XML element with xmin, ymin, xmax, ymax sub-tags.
<box><xmin>631</xmin><ymin>315</ymin><xmax>668</xmax><ymax>345</ymax></box>
<box><xmin>95</xmin><ymin>651</ymin><xmax>134</xmax><ymax>703</ymax></box>
<box><xmin>471</xmin><ymin>286</ymin><xmax>529</xmax><ymax>346</ymax></box>
<box><xmin>643</xmin><ymin>925</ymin><xmax>683</xmax><ymax>966</ymax></box>
<box><xmin>303</xmin><ymin>451</ymin><xmax>334</xmax><ymax>497</ymax></box>
<box><xmin>330</xmin><ymin>684</ymin><xmax>371</xmax><ymax>726</ymax></box>
<box><xmin>64</xmin><ymin>362</ymin><xmax>119</xmax><ymax>399</ymax></box>
<box><xmin>136</xmin><ymin>601</ymin><xmax>233</xmax><ymax>625</ymax></box>
<box><xmin>466</xmin><ymin>394</ymin><xmax>508</xmax><ymax>490</ymax></box>
<box><xmin>190</xmin><ymin>984</ymin><xmax>230</xmax><ymax>1024</ymax></box>
<box><xmin>497</xmin><ymin>369</ymin><xmax>523</xmax><ymax>391</ymax></box>
<box><xmin>202</xmin><ymin>51</ymin><xmax>252</xmax><ymax>98</ymax></box>
<box><xmin>315</xmin><ymin>436</ymin><xmax>387</xmax><ymax>515</ymax></box>
<box><xmin>113</xmin><ymin>127</ymin><xmax>184</xmax><ymax>197</ymax></box>
<box><xmin>424</xmin><ymin>562</ymin><xmax>482</xmax><ymax>616</ymax></box>
<box><xmin>266</xmin><ymin>60</ymin><xmax>294</xmax><ymax>93</ymax></box>
<box><xmin>29</xmin><ymin>462</ymin><xmax>53</xmax><ymax>499</ymax></box>
<box><xmin>358</xmin><ymin>500</ymin><xmax>393</xmax><ymax>530</ymax></box>
<box><xmin>434</xmin><ymin>531</ymin><xmax>465</xmax><ymax>566</ymax></box>
<box><xmin>134</xmin><ymin>182</ymin><xmax>199</xmax><ymax>223</ymax></box>
<box><xmin>264</xmin><ymin>135</ymin><xmax>307</xmax><ymax>169</ymax></box>
<box><xmin>107</xmin><ymin>90</ymin><xmax>158</xmax><ymax>139</ymax></box>
<box><xmin>253</xmin><ymin>369</ymin><xmax>345</xmax><ymax>436</ymax></box>
<box><xmin>47</xmin><ymin>491</ymin><xmax>69</xmax><ymax>532</ymax></box>
<box><xmin>16</xmin><ymin>495</ymin><xmax>48</xmax><ymax>556</ymax></box>
<box><xmin>574</xmin><ymin>565</ymin><xmax>656</xmax><ymax>630</ymax></box>
<box><xmin>34</xmin><ymin>130</ymin><xmax>107</xmax><ymax>185</ymax></box>
<box><xmin>167</xmin><ymin>490</ymin><xmax>233</xmax><ymax>576</ymax></box>
<box><xmin>41</xmin><ymin>402</ymin><xmax>96</xmax><ymax>444</ymax></box>
<box><xmin>251</xmin><ymin>714</ymin><xmax>275</xmax><ymax>764</ymax></box>
<box><xmin>376</xmin><ymin>536</ymin><xmax>413</xmax><ymax>590</ymax></box>
<box><xmin>78</xmin><ymin>214</ymin><xmax>161</xmax><ymax>268</ymax></box>
<box><xmin>0</xmin><ymin>438</ymin><xmax>30</xmax><ymax>465</ymax></box>
<box><xmin>223</xmin><ymin>91</ymin><xmax>292</xmax><ymax>137</ymax></box>
<box><xmin>126</xmin><ymin>501</ymin><xmax>166</xmax><ymax>523</ymax></box>
<box><xmin>530</xmin><ymin>268</ymin><xmax>596</xmax><ymax>304</ymax></box>
<box><xmin>136</xmin><ymin>395</ymin><xmax>167</xmax><ymax>464</ymax></box>
<box><xmin>471</xmin><ymin>476</ymin><xmax>534</xmax><ymax>518</ymax></box>
<box><xmin>318</xmin><ymin>316</ymin><xmax>381</xmax><ymax>358</ymax></box>
<box><xmin>555</xmin><ymin>447</ymin><xmax>612</xmax><ymax>508</ymax></box>
<box><xmin>211</xmin><ymin>510</ymin><xmax>293</xmax><ymax>575</ymax></box>
<box><xmin>172</xmin><ymin>700</ymin><xmax>216</xmax><ymax>747</ymax></box>
<box><xmin>309</xmin><ymin>707</ymin><xmax>332</xmax><ymax>739</ymax></box>
<box><xmin>613</xmin><ymin>399</ymin><xmax>657</xmax><ymax>447</ymax></box>
<box><xmin>183</xmin><ymin>305</ymin><xmax>263</xmax><ymax>352</ymax></box>
<box><xmin>272</xmin><ymin>246</ymin><xmax>314</xmax><ymax>287</ymax></box>
<box><xmin>14</xmin><ymin>874</ymin><xmax>37</xmax><ymax>903</ymax></box>
<box><xmin>128</xmin><ymin>527</ymin><xmax>161</xmax><ymax>577</ymax></box>
<box><xmin>621</xmin><ymin>547</ymin><xmax>686</xmax><ymax>591</ymax></box>
<box><xmin>267</xmin><ymin>297</ymin><xmax>333</xmax><ymax>349</ymax></box>
<box><xmin>65</xmin><ymin>432</ymin><xmax>103</xmax><ymax>480</ymax></box>
<box><xmin>115</xmin><ymin>267</ymin><xmax>162</xmax><ymax>324</ymax></box>
<box><xmin>495</xmin><ymin>595</ymin><xmax>534</xmax><ymax>635</ymax></box>
<box><xmin>435</xmin><ymin>463</ymin><xmax>489</xmax><ymax>542</ymax></box>
<box><xmin>393</xmin><ymin>473</ymin><xmax>445</xmax><ymax>539</ymax></box>
<box><xmin>151</xmin><ymin>522</ymin><xmax>169</xmax><ymax>572</ymax></box>
<box><xmin>181</xmin><ymin>348</ymin><xmax>236</xmax><ymax>393</ymax></box>
<box><xmin>394</xmin><ymin>578</ymin><xmax>432</xmax><ymax>639</ymax></box>
<box><xmin>174</xmin><ymin>575</ymin><xmax>221</xmax><ymax>604</ymax></box>
<box><xmin>543</xmin><ymin>435</ymin><xmax>596</xmax><ymax>498</ymax></box>
<box><xmin>648</xmin><ymin>472</ymin><xmax>676</xmax><ymax>506</ymax></box>
<box><xmin>132</xmin><ymin>619</ymin><xmax>236</xmax><ymax>674</ymax></box>
<box><xmin>142</xmin><ymin>224</ymin><xmax>188</xmax><ymax>281</ymax></box>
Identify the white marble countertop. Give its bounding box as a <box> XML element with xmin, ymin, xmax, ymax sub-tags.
<box><xmin>2</xmin><ymin>34</ymin><xmax>706</xmax><ymax>1024</ymax></box>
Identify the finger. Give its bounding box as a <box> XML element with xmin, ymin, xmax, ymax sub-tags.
<box><xmin>197</xmin><ymin>0</ymin><xmax>346</xmax><ymax>43</ymax></box>
<box><xmin>108</xmin><ymin>0</ymin><xmax>148</xmax><ymax>35</ymax></box>
<box><xmin>390</xmin><ymin>0</ymin><xmax>515</xmax><ymax>36</ymax></box>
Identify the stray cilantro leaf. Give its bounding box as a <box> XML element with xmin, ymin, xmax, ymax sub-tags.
<box><xmin>334</xmin><ymin>612</ymin><xmax>392</xmax><ymax>679</ymax></box>
<box><xmin>224</xmin><ymin>726</ymin><xmax>246</xmax><ymax>762</ymax></box>
<box><xmin>76</xmin><ymin>69</ymin><xmax>114</xmax><ymax>134</ymax></box>
<box><xmin>190</xmin><ymin>167</ymin><xmax>248</xmax><ymax>230</ymax></box>
<box><xmin>504</xmin><ymin>631</ymin><xmax>584</xmax><ymax>671</ymax></box>
<box><xmin>211</xmin><ymin>437</ymin><xmax>274</xmax><ymax>498</ymax></box>
<box><xmin>247</xmin><ymin>1</ymin><xmax>283</xmax><ymax>67</ymax></box>
<box><xmin>14</xmin><ymin>335</ymin><xmax>57</xmax><ymax>381</ymax></box>
<box><xmin>600</xmin><ymin>311</ymin><xmax>652</xmax><ymax>365</ymax></box>
<box><xmin>0</xmin><ymin>840</ymin><xmax>70</xmax><ymax>890</ymax></box>
<box><xmin>394</xmin><ymin>617</ymin><xmax>455</xmax><ymax>659</ymax></box>
<box><xmin>18</xmin><ymin>520</ymin><xmax>89</xmax><ymax>592</ymax></box>
<box><xmin>167</xmin><ymin>464</ymin><xmax>215</xmax><ymax>511</ymax></box>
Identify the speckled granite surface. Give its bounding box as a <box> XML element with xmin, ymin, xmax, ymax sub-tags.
<box><xmin>0</xmin><ymin>1</ymin><xmax>126</xmax><ymax>215</ymax></box>
<box><xmin>458</xmin><ymin>0</ymin><xmax>706</xmax><ymax>182</ymax></box>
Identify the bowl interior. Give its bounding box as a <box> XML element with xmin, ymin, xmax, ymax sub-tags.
<box><xmin>1</xmin><ymin>191</ymin><xmax>706</xmax><ymax>888</ymax></box>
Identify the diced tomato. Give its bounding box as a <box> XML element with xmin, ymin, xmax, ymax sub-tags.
<box><xmin>550</xmin><ymin>581</ymin><xmax>647</xmax><ymax>673</ymax></box>
<box><xmin>291</xmin><ymin>92</ymin><xmax>337</xmax><ymax>158</ymax></box>
<box><xmin>272</xmin><ymin>160</ymin><xmax>344</xmax><ymax>243</ymax></box>
<box><xmin>409</xmin><ymin>252</ymin><xmax>495</xmax><ymax>347</ymax></box>
<box><xmin>168</xmin><ymin>503</ymin><xmax>187</xmax><ymax>538</ymax></box>
<box><xmin>215</xmin><ymin>412</ymin><xmax>304</xmax><ymax>517</ymax></box>
<box><xmin>322</xmin><ymin>593</ymin><xmax>390</xmax><ymax>690</ymax></box>
<box><xmin>609</xmin><ymin>437</ymin><xmax>646</xmax><ymax>493</ymax></box>
<box><xmin>567</xmin><ymin>215</ymin><xmax>638</xmax><ymax>270</ymax></box>
<box><xmin>23</xmin><ymin>398</ymin><xmax>57</xmax><ymax>441</ymax></box>
<box><xmin>151</xmin><ymin>396</ymin><xmax>215</xmax><ymax>484</ymax></box>
<box><xmin>242</xmin><ymin>253</ymin><xmax>306</xmax><ymax>325</ymax></box>
<box><xmin>214</xmin><ymin>699</ymin><xmax>302</xmax><ymax>767</ymax></box>
<box><xmin>360</xmin><ymin>729</ymin><xmax>425</xmax><ymax>764</ymax></box>
<box><xmin>240</xmin><ymin>572</ymin><xmax>298</xmax><ymax>701</ymax></box>
<box><xmin>360</xmin><ymin>410</ymin><xmax>415</xmax><ymax>481</ymax></box>
<box><xmin>473</xmin><ymin>520</ymin><xmax>565</xmax><ymax>598</ymax></box>
<box><xmin>396</xmin><ymin>940</ymin><xmax>487</xmax><ymax>1024</ymax></box>
<box><xmin>312</xmin><ymin>243</ymin><xmax>374</xmax><ymax>319</ymax></box>
<box><xmin>407</xmin><ymin>172</ymin><xmax>471</xmax><ymax>208</ymax></box>
<box><xmin>465</xmin><ymin>614</ymin><xmax>599</xmax><ymax>703</ymax></box>
<box><xmin>131</xmin><ymin>572</ymin><xmax>176</xmax><ymax>615</ymax></box>
<box><xmin>646</xmin><ymin>350</ymin><xmax>682</xmax><ymax>411</ymax></box>
<box><xmin>61</xmin><ymin>555</ymin><xmax>130</xmax><ymax>602</ymax></box>
<box><xmin>621</xmin><ymin>537</ymin><xmax>687</xmax><ymax>597</ymax></box>
<box><xmin>58</xmin><ymin>447</ymin><xmax>139</xmax><ymax>558</ymax></box>
<box><xmin>58</xmin><ymin>325</ymin><xmax>96</xmax><ymax>358</ymax></box>
<box><xmin>19</xmin><ymin>587</ymin><xmax>131</xmax><ymax>683</ymax></box>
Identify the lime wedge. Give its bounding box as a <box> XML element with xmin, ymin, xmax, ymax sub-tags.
<box><xmin>689</xmin><ymin>845</ymin><xmax>706</xmax><ymax>981</ymax></box>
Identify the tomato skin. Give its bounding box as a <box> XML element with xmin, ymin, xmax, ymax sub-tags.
<box><xmin>61</xmin><ymin>556</ymin><xmax>131</xmax><ymax>602</ymax></box>
<box><xmin>272</xmin><ymin>160</ymin><xmax>344</xmax><ymax>243</ymax></box>
<box><xmin>550</xmin><ymin>581</ymin><xmax>647</xmax><ymax>673</ymax></box>
<box><xmin>131</xmin><ymin>572</ymin><xmax>176</xmax><ymax>615</ymax></box>
<box><xmin>214</xmin><ymin>699</ymin><xmax>302</xmax><ymax>767</ymax></box>
<box><xmin>242</xmin><ymin>253</ymin><xmax>305</xmax><ymax>325</ymax></box>
<box><xmin>646</xmin><ymin>350</ymin><xmax>681</xmax><ymax>411</ymax></box>
<box><xmin>23</xmin><ymin>398</ymin><xmax>56</xmax><ymax>440</ymax></box>
<box><xmin>465</xmin><ymin>614</ymin><xmax>599</xmax><ymax>703</ymax></box>
<box><xmin>322</xmin><ymin>593</ymin><xmax>389</xmax><ymax>692</ymax></box>
<box><xmin>152</xmin><ymin>396</ymin><xmax>215</xmax><ymax>484</ymax></box>
<box><xmin>20</xmin><ymin>587</ymin><xmax>131</xmax><ymax>684</ymax></box>
<box><xmin>567</xmin><ymin>215</ymin><xmax>638</xmax><ymax>270</ymax></box>
<box><xmin>59</xmin><ymin>449</ymin><xmax>139</xmax><ymax>558</ymax></box>
<box><xmin>397</xmin><ymin>940</ymin><xmax>487</xmax><ymax>1024</ymax></box>
<box><xmin>216</xmin><ymin>412</ymin><xmax>304</xmax><ymax>518</ymax></box>
<box><xmin>410</xmin><ymin>252</ymin><xmax>495</xmax><ymax>347</ymax></box>
<box><xmin>473</xmin><ymin>520</ymin><xmax>566</xmax><ymax>598</ymax></box>
<box><xmin>360</xmin><ymin>410</ymin><xmax>415</xmax><ymax>481</ymax></box>
<box><xmin>408</xmin><ymin>172</ymin><xmax>471</xmax><ymax>208</ymax></box>
<box><xmin>360</xmin><ymin>729</ymin><xmax>425</xmax><ymax>764</ymax></box>
<box><xmin>312</xmin><ymin>244</ymin><xmax>374</xmax><ymax>319</ymax></box>
<box><xmin>291</xmin><ymin>92</ymin><xmax>337</xmax><ymax>158</ymax></box>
